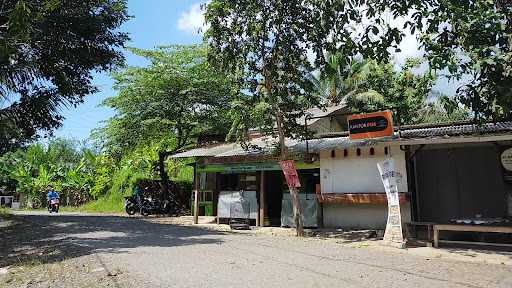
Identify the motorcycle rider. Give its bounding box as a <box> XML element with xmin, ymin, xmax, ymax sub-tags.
<box><xmin>133</xmin><ymin>183</ymin><xmax>142</xmax><ymax>206</ymax></box>
<box><xmin>46</xmin><ymin>186</ymin><xmax>59</xmax><ymax>209</ymax></box>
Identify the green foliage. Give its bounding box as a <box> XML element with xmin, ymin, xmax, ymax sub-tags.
<box><xmin>365</xmin><ymin>0</ymin><xmax>512</xmax><ymax>121</ymax></box>
<box><xmin>309</xmin><ymin>54</ymin><xmax>469</xmax><ymax>124</ymax></box>
<box><xmin>0</xmin><ymin>139</ymin><xmax>97</xmax><ymax>202</ymax></box>
<box><xmin>420</xmin><ymin>95</ymin><xmax>471</xmax><ymax>124</ymax></box>
<box><xmin>94</xmin><ymin>45</ymin><xmax>234</xmax><ymax>157</ymax></box>
<box><xmin>77</xmin><ymin>192</ymin><xmax>126</xmax><ymax>213</ymax></box>
<box><xmin>205</xmin><ymin>0</ymin><xmax>344</xmax><ymax>152</ymax></box>
<box><xmin>0</xmin><ymin>0</ymin><xmax>129</xmax><ymax>154</ymax></box>
<box><xmin>344</xmin><ymin>59</ymin><xmax>436</xmax><ymax>124</ymax></box>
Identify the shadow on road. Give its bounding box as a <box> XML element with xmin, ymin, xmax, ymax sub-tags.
<box><xmin>0</xmin><ymin>213</ymin><xmax>225</xmax><ymax>268</ymax></box>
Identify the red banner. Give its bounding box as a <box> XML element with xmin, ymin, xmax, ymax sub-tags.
<box><xmin>280</xmin><ymin>160</ymin><xmax>301</xmax><ymax>188</ymax></box>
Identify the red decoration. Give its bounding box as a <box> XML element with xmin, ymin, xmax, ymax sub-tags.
<box><xmin>280</xmin><ymin>160</ymin><xmax>301</xmax><ymax>188</ymax></box>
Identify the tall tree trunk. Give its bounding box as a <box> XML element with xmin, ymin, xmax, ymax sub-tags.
<box><xmin>330</xmin><ymin>79</ymin><xmax>337</xmax><ymax>106</ymax></box>
<box><xmin>275</xmin><ymin>111</ymin><xmax>305</xmax><ymax>237</ymax></box>
<box><xmin>158</xmin><ymin>151</ymin><xmax>170</xmax><ymax>201</ymax></box>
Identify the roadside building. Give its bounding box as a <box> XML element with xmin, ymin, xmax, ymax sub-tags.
<box><xmin>172</xmin><ymin>105</ymin><xmax>347</xmax><ymax>227</ymax></box>
<box><xmin>301</xmin><ymin>138</ymin><xmax>410</xmax><ymax>229</ymax></box>
<box><xmin>173</xmin><ymin>106</ymin><xmax>512</xmax><ymax>247</ymax></box>
<box><xmin>305</xmin><ymin>120</ymin><xmax>512</xmax><ymax>246</ymax></box>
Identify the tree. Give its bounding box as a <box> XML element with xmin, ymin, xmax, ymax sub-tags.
<box><xmin>364</xmin><ymin>0</ymin><xmax>512</xmax><ymax>121</ymax></box>
<box><xmin>345</xmin><ymin>58</ymin><xmax>436</xmax><ymax>124</ymax></box>
<box><xmin>204</xmin><ymin>0</ymin><xmax>381</xmax><ymax>236</ymax></box>
<box><xmin>0</xmin><ymin>0</ymin><xmax>129</xmax><ymax>153</ymax></box>
<box><xmin>94</xmin><ymin>45</ymin><xmax>235</xmax><ymax>197</ymax></box>
<box><xmin>310</xmin><ymin>55</ymin><xmax>469</xmax><ymax>124</ymax></box>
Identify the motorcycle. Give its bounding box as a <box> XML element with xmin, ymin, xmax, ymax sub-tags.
<box><xmin>124</xmin><ymin>196</ymin><xmax>176</xmax><ymax>216</ymax></box>
<box><xmin>124</xmin><ymin>196</ymin><xmax>142</xmax><ymax>216</ymax></box>
<box><xmin>139</xmin><ymin>198</ymin><xmax>172</xmax><ymax>216</ymax></box>
<box><xmin>48</xmin><ymin>198</ymin><xmax>60</xmax><ymax>213</ymax></box>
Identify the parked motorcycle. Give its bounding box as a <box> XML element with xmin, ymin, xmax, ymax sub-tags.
<box><xmin>124</xmin><ymin>196</ymin><xmax>181</xmax><ymax>216</ymax></box>
<box><xmin>140</xmin><ymin>198</ymin><xmax>171</xmax><ymax>216</ymax></box>
<box><xmin>124</xmin><ymin>196</ymin><xmax>142</xmax><ymax>215</ymax></box>
<box><xmin>48</xmin><ymin>198</ymin><xmax>60</xmax><ymax>213</ymax></box>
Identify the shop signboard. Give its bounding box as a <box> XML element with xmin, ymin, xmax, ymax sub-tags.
<box><xmin>500</xmin><ymin>147</ymin><xmax>512</xmax><ymax>183</ymax></box>
<box><xmin>377</xmin><ymin>158</ymin><xmax>405</xmax><ymax>247</ymax></box>
<box><xmin>197</xmin><ymin>161</ymin><xmax>319</xmax><ymax>173</ymax></box>
<box><xmin>348</xmin><ymin>111</ymin><xmax>394</xmax><ymax>140</ymax></box>
<box><xmin>280</xmin><ymin>160</ymin><xmax>301</xmax><ymax>188</ymax></box>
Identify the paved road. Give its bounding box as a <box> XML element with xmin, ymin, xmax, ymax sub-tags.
<box><xmin>2</xmin><ymin>212</ymin><xmax>512</xmax><ymax>288</ymax></box>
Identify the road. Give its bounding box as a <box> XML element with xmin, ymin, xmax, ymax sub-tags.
<box><xmin>1</xmin><ymin>212</ymin><xmax>512</xmax><ymax>288</ymax></box>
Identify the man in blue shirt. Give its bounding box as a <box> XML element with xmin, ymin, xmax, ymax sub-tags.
<box><xmin>133</xmin><ymin>185</ymin><xmax>142</xmax><ymax>205</ymax></box>
<box><xmin>46</xmin><ymin>186</ymin><xmax>59</xmax><ymax>208</ymax></box>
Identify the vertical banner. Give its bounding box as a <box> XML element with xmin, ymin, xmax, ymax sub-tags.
<box><xmin>377</xmin><ymin>158</ymin><xmax>405</xmax><ymax>247</ymax></box>
<box><xmin>279</xmin><ymin>160</ymin><xmax>301</xmax><ymax>188</ymax></box>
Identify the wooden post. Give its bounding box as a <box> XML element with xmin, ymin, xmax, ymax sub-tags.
<box><xmin>193</xmin><ymin>166</ymin><xmax>199</xmax><ymax>225</ymax></box>
<box><xmin>259</xmin><ymin>171</ymin><xmax>265</xmax><ymax>227</ymax></box>
<box><xmin>433</xmin><ymin>226</ymin><xmax>439</xmax><ymax>248</ymax></box>
<box><xmin>256</xmin><ymin>172</ymin><xmax>260</xmax><ymax>227</ymax></box>
<box><xmin>290</xmin><ymin>187</ymin><xmax>304</xmax><ymax>236</ymax></box>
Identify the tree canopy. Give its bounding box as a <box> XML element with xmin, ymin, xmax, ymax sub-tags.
<box><xmin>94</xmin><ymin>45</ymin><xmax>235</xmax><ymax>157</ymax></box>
<box><xmin>365</xmin><ymin>0</ymin><xmax>512</xmax><ymax>121</ymax></box>
<box><xmin>0</xmin><ymin>0</ymin><xmax>129</xmax><ymax>153</ymax></box>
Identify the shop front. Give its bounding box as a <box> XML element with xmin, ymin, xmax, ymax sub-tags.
<box><xmin>192</xmin><ymin>159</ymin><xmax>321</xmax><ymax>227</ymax></box>
<box><xmin>317</xmin><ymin>143</ymin><xmax>411</xmax><ymax>229</ymax></box>
<box><xmin>407</xmin><ymin>138</ymin><xmax>512</xmax><ymax>247</ymax></box>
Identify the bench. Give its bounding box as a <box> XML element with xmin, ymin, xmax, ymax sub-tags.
<box><xmin>433</xmin><ymin>224</ymin><xmax>512</xmax><ymax>248</ymax></box>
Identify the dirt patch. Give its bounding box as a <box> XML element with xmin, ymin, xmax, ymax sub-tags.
<box><xmin>0</xmin><ymin>255</ymin><xmax>131</xmax><ymax>288</ymax></box>
<box><xmin>0</xmin><ymin>213</ymin><xmax>140</xmax><ymax>288</ymax></box>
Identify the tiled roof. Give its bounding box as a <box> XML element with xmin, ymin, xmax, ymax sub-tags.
<box><xmin>294</xmin><ymin>121</ymin><xmax>512</xmax><ymax>153</ymax></box>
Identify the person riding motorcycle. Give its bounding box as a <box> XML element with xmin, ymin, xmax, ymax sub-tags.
<box><xmin>46</xmin><ymin>186</ymin><xmax>59</xmax><ymax>209</ymax></box>
<box><xmin>133</xmin><ymin>184</ymin><xmax>142</xmax><ymax>206</ymax></box>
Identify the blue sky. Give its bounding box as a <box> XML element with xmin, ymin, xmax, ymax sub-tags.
<box><xmin>54</xmin><ymin>0</ymin><xmax>206</xmax><ymax>142</ymax></box>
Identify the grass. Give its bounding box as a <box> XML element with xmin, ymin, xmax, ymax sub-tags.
<box><xmin>16</xmin><ymin>193</ymin><xmax>126</xmax><ymax>214</ymax></box>
<box><xmin>0</xmin><ymin>207</ymin><xmax>11</xmax><ymax>218</ymax></box>
<box><xmin>61</xmin><ymin>193</ymin><xmax>125</xmax><ymax>213</ymax></box>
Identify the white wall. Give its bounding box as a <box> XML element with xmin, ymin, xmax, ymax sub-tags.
<box><xmin>320</xmin><ymin>145</ymin><xmax>408</xmax><ymax>194</ymax></box>
<box><xmin>319</xmin><ymin>144</ymin><xmax>410</xmax><ymax>229</ymax></box>
<box><xmin>323</xmin><ymin>203</ymin><xmax>411</xmax><ymax>229</ymax></box>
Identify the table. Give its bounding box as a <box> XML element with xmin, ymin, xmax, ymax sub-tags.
<box><xmin>433</xmin><ymin>224</ymin><xmax>512</xmax><ymax>248</ymax></box>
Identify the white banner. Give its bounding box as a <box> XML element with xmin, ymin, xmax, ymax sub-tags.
<box><xmin>377</xmin><ymin>158</ymin><xmax>405</xmax><ymax>246</ymax></box>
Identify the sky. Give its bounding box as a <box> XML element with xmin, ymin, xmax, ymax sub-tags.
<box><xmin>53</xmin><ymin>1</ymin><xmax>458</xmax><ymax>142</ymax></box>
<box><xmin>53</xmin><ymin>0</ymin><xmax>207</xmax><ymax>142</ymax></box>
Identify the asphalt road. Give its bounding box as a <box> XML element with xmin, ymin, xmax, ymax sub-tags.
<box><xmin>2</xmin><ymin>211</ymin><xmax>512</xmax><ymax>288</ymax></box>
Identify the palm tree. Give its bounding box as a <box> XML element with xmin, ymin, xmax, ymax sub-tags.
<box><xmin>310</xmin><ymin>53</ymin><xmax>381</xmax><ymax>107</ymax></box>
<box><xmin>309</xmin><ymin>52</ymin><xmax>347</xmax><ymax>106</ymax></box>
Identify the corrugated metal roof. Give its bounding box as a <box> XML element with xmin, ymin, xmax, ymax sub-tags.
<box><xmin>172</xmin><ymin>121</ymin><xmax>512</xmax><ymax>158</ymax></box>
<box><xmin>171</xmin><ymin>143</ymin><xmax>237</xmax><ymax>158</ymax></box>
<box><xmin>172</xmin><ymin>136</ymin><xmax>286</xmax><ymax>158</ymax></box>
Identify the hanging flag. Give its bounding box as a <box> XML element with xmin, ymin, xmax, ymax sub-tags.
<box><xmin>280</xmin><ymin>160</ymin><xmax>301</xmax><ymax>188</ymax></box>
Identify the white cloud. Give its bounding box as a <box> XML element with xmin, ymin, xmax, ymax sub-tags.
<box><xmin>177</xmin><ymin>2</ymin><xmax>208</xmax><ymax>34</ymax></box>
